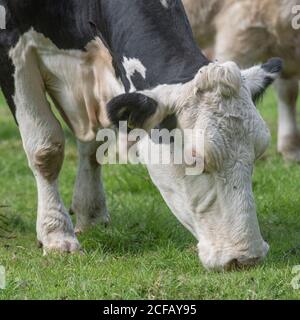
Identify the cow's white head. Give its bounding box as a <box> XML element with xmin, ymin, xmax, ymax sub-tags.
<box><xmin>107</xmin><ymin>58</ymin><xmax>282</xmax><ymax>271</ymax></box>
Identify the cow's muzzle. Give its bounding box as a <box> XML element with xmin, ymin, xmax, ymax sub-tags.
<box><xmin>198</xmin><ymin>240</ymin><xmax>269</xmax><ymax>272</ymax></box>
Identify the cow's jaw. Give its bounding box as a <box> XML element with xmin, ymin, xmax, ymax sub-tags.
<box><xmin>144</xmin><ymin>151</ymin><xmax>269</xmax><ymax>271</ymax></box>
<box><xmin>192</xmin><ymin>170</ymin><xmax>269</xmax><ymax>271</ymax></box>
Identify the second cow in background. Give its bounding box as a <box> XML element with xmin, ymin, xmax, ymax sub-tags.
<box><xmin>184</xmin><ymin>0</ymin><xmax>300</xmax><ymax>162</ymax></box>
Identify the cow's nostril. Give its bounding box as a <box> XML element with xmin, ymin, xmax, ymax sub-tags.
<box><xmin>224</xmin><ymin>257</ymin><xmax>262</xmax><ymax>271</ymax></box>
<box><xmin>224</xmin><ymin>259</ymin><xmax>239</xmax><ymax>271</ymax></box>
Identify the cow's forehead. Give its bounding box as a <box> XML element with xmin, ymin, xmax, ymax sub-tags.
<box><xmin>186</xmin><ymin>87</ymin><xmax>267</xmax><ymax>141</ymax></box>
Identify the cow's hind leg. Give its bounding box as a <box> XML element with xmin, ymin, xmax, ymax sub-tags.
<box><xmin>11</xmin><ymin>45</ymin><xmax>80</xmax><ymax>254</ymax></box>
<box><xmin>71</xmin><ymin>140</ymin><xmax>110</xmax><ymax>234</ymax></box>
<box><xmin>275</xmin><ymin>78</ymin><xmax>300</xmax><ymax>162</ymax></box>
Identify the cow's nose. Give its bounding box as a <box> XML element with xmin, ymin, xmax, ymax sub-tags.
<box><xmin>223</xmin><ymin>242</ymin><xmax>269</xmax><ymax>271</ymax></box>
<box><xmin>199</xmin><ymin>241</ymin><xmax>269</xmax><ymax>271</ymax></box>
<box><xmin>224</xmin><ymin>257</ymin><xmax>262</xmax><ymax>271</ymax></box>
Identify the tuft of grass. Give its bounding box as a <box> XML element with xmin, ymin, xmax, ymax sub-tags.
<box><xmin>0</xmin><ymin>90</ymin><xmax>300</xmax><ymax>300</ymax></box>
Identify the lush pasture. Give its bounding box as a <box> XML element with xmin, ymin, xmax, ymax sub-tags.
<box><xmin>0</xmin><ymin>90</ymin><xmax>299</xmax><ymax>300</ymax></box>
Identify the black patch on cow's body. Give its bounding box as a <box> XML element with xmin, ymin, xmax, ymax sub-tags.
<box><xmin>131</xmin><ymin>72</ymin><xmax>147</xmax><ymax>92</ymax></box>
<box><xmin>0</xmin><ymin>0</ymin><xmax>209</xmax><ymax>122</ymax></box>
<box><xmin>98</xmin><ymin>0</ymin><xmax>209</xmax><ymax>91</ymax></box>
<box><xmin>107</xmin><ymin>93</ymin><xmax>158</xmax><ymax>129</ymax></box>
<box><xmin>0</xmin><ymin>1</ymin><xmax>20</xmax><ymax>121</ymax></box>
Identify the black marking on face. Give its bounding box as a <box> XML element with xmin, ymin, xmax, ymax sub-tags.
<box><xmin>107</xmin><ymin>93</ymin><xmax>158</xmax><ymax>129</ymax></box>
<box><xmin>261</xmin><ymin>58</ymin><xmax>283</xmax><ymax>74</ymax></box>
<box><xmin>157</xmin><ymin>114</ymin><xmax>178</xmax><ymax>131</ymax></box>
<box><xmin>253</xmin><ymin>58</ymin><xmax>283</xmax><ymax>102</ymax></box>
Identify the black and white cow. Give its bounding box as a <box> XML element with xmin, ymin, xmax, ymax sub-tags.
<box><xmin>0</xmin><ymin>0</ymin><xmax>282</xmax><ymax>270</ymax></box>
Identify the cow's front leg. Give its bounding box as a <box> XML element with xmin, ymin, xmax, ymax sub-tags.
<box><xmin>36</xmin><ymin>165</ymin><xmax>80</xmax><ymax>254</ymax></box>
<box><xmin>71</xmin><ymin>141</ymin><xmax>110</xmax><ymax>233</ymax></box>
<box><xmin>275</xmin><ymin>78</ymin><xmax>300</xmax><ymax>162</ymax></box>
<box><xmin>12</xmin><ymin>45</ymin><xmax>80</xmax><ymax>254</ymax></box>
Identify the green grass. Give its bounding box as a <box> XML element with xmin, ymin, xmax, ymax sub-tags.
<box><xmin>0</xmin><ymin>90</ymin><xmax>300</xmax><ymax>300</ymax></box>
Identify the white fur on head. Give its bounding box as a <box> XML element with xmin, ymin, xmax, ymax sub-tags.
<box><xmin>194</xmin><ymin>61</ymin><xmax>242</xmax><ymax>98</ymax></box>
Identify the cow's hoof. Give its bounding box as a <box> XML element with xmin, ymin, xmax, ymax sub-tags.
<box><xmin>74</xmin><ymin>212</ymin><xmax>111</xmax><ymax>235</ymax></box>
<box><xmin>71</xmin><ymin>207</ymin><xmax>111</xmax><ymax>234</ymax></box>
<box><xmin>281</xmin><ymin>149</ymin><xmax>300</xmax><ymax>163</ymax></box>
<box><xmin>41</xmin><ymin>235</ymin><xmax>81</xmax><ymax>255</ymax></box>
<box><xmin>279</xmin><ymin>134</ymin><xmax>300</xmax><ymax>163</ymax></box>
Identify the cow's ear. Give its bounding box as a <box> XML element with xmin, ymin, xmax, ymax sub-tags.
<box><xmin>107</xmin><ymin>93</ymin><xmax>161</xmax><ymax>130</ymax></box>
<box><xmin>242</xmin><ymin>58</ymin><xmax>283</xmax><ymax>102</ymax></box>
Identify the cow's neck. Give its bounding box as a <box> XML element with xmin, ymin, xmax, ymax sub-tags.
<box><xmin>95</xmin><ymin>0</ymin><xmax>210</xmax><ymax>92</ymax></box>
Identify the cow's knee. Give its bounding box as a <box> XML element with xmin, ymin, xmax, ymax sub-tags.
<box><xmin>34</xmin><ymin>142</ymin><xmax>64</xmax><ymax>181</ymax></box>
